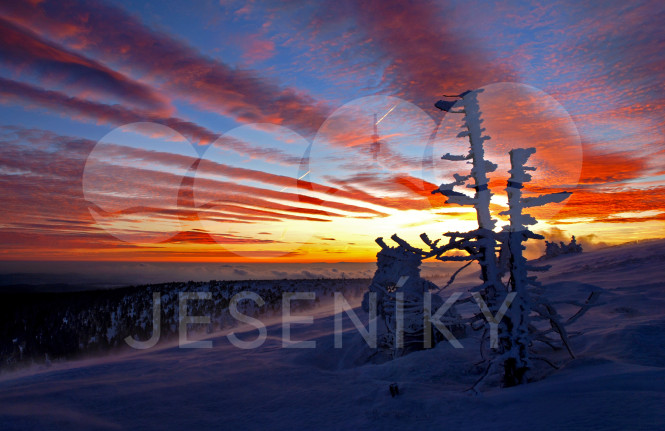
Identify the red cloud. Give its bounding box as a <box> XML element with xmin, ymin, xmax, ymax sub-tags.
<box><xmin>0</xmin><ymin>0</ymin><xmax>331</xmax><ymax>136</ymax></box>
<box><xmin>579</xmin><ymin>148</ymin><xmax>648</xmax><ymax>185</ymax></box>
<box><xmin>0</xmin><ymin>17</ymin><xmax>171</xmax><ymax>115</ymax></box>
<box><xmin>549</xmin><ymin>186</ymin><xmax>665</xmax><ymax>221</ymax></box>
<box><xmin>242</xmin><ymin>35</ymin><xmax>276</xmax><ymax>63</ymax></box>
<box><xmin>0</xmin><ymin>77</ymin><xmax>219</xmax><ymax>145</ymax></box>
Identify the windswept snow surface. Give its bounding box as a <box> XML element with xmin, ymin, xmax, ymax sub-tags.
<box><xmin>1</xmin><ymin>240</ymin><xmax>665</xmax><ymax>430</ymax></box>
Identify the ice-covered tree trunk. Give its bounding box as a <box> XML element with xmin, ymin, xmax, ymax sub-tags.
<box><xmin>462</xmin><ymin>91</ymin><xmax>501</xmax><ymax>300</ymax></box>
<box><xmin>500</xmin><ymin>147</ymin><xmax>571</xmax><ymax>386</ymax></box>
<box><xmin>435</xmin><ymin>90</ymin><xmax>502</xmax><ymax>302</ymax></box>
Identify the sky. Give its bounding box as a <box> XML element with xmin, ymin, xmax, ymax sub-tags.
<box><xmin>0</xmin><ymin>0</ymin><xmax>664</xmax><ymax>264</ymax></box>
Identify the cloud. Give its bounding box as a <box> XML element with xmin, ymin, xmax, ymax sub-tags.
<box><xmin>546</xmin><ymin>186</ymin><xmax>665</xmax><ymax>221</ymax></box>
<box><xmin>0</xmin><ymin>126</ymin><xmax>389</xmax><ymax>259</ymax></box>
<box><xmin>241</xmin><ymin>35</ymin><xmax>276</xmax><ymax>63</ymax></box>
<box><xmin>0</xmin><ymin>77</ymin><xmax>220</xmax><ymax>145</ymax></box>
<box><xmin>578</xmin><ymin>147</ymin><xmax>648</xmax><ymax>185</ymax></box>
<box><xmin>0</xmin><ymin>17</ymin><xmax>171</xmax><ymax>114</ymax></box>
<box><xmin>349</xmin><ymin>0</ymin><xmax>518</xmax><ymax>104</ymax></box>
<box><xmin>264</xmin><ymin>0</ymin><xmax>517</xmax><ymax>108</ymax></box>
<box><xmin>0</xmin><ymin>0</ymin><xmax>331</xmax><ymax>136</ymax></box>
<box><xmin>1</xmin><ymin>0</ymin><xmax>663</xmax><ymax>261</ymax></box>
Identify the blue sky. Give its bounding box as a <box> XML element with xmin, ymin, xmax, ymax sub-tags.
<box><xmin>0</xmin><ymin>0</ymin><xmax>663</xmax><ymax>262</ymax></box>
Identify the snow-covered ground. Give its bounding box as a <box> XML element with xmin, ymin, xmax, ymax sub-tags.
<box><xmin>1</xmin><ymin>240</ymin><xmax>664</xmax><ymax>430</ymax></box>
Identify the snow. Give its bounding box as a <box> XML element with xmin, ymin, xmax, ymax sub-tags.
<box><xmin>0</xmin><ymin>240</ymin><xmax>664</xmax><ymax>430</ymax></box>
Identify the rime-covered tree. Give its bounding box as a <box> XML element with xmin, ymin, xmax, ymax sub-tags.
<box><xmin>544</xmin><ymin>236</ymin><xmax>583</xmax><ymax>259</ymax></box>
<box><xmin>497</xmin><ymin>148</ymin><xmax>572</xmax><ymax>386</ymax></box>
<box><xmin>363</xmin><ymin>235</ymin><xmax>466</xmax><ymax>359</ymax></box>
<box><xmin>364</xmin><ymin>89</ymin><xmax>601</xmax><ymax>389</ymax></box>
<box><xmin>433</xmin><ymin>89</ymin><xmax>503</xmax><ymax>304</ymax></box>
<box><xmin>366</xmin><ymin>90</ymin><xmax>504</xmax><ymax>358</ymax></box>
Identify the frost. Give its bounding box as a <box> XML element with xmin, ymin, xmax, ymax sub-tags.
<box><xmin>543</xmin><ymin>236</ymin><xmax>583</xmax><ymax>259</ymax></box>
<box><xmin>365</xmin><ymin>90</ymin><xmax>598</xmax><ymax>388</ymax></box>
<box><xmin>364</xmin><ymin>238</ymin><xmax>464</xmax><ymax>359</ymax></box>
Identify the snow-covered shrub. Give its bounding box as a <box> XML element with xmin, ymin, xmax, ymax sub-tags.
<box><xmin>543</xmin><ymin>236</ymin><xmax>583</xmax><ymax>259</ymax></box>
<box><xmin>362</xmin><ymin>238</ymin><xmax>465</xmax><ymax>360</ymax></box>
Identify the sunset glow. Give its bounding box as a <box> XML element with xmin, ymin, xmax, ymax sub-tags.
<box><xmin>1</xmin><ymin>0</ymin><xmax>664</xmax><ymax>262</ymax></box>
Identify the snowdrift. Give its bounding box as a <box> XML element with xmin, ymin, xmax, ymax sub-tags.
<box><xmin>0</xmin><ymin>240</ymin><xmax>664</xmax><ymax>430</ymax></box>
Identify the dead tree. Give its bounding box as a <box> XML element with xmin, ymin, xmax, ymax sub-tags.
<box><xmin>363</xmin><ymin>92</ymin><xmax>600</xmax><ymax>389</ymax></box>
<box><xmin>363</xmin><ymin>90</ymin><xmax>508</xmax><ymax>359</ymax></box>
<box><xmin>499</xmin><ymin>148</ymin><xmax>572</xmax><ymax>386</ymax></box>
<box><xmin>433</xmin><ymin>89</ymin><xmax>503</xmax><ymax>304</ymax></box>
